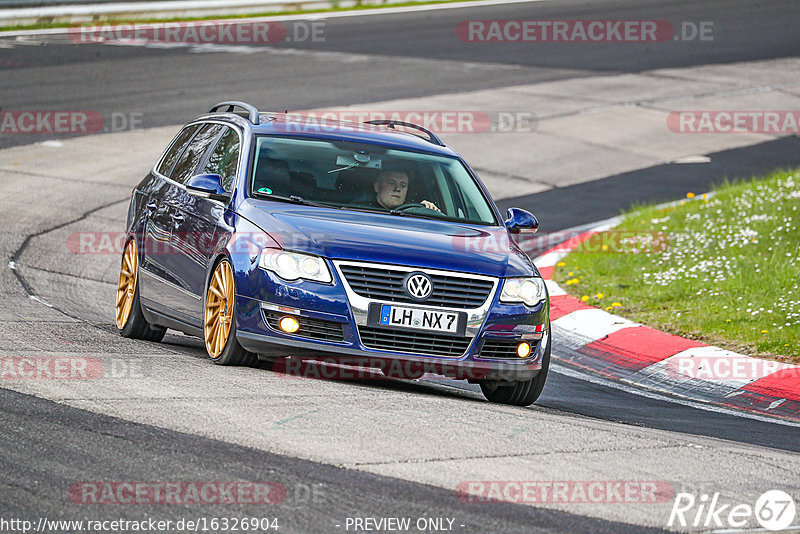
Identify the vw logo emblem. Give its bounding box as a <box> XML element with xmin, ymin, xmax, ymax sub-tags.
<box><xmin>405</xmin><ymin>273</ymin><xmax>433</xmax><ymax>300</ymax></box>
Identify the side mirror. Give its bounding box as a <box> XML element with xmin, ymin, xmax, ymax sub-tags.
<box><xmin>186</xmin><ymin>173</ymin><xmax>230</xmax><ymax>202</ymax></box>
<box><xmin>505</xmin><ymin>207</ymin><xmax>539</xmax><ymax>234</ymax></box>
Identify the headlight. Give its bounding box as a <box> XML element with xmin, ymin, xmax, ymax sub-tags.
<box><xmin>500</xmin><ymin>277</ymin><xmax>546</xmax><ymax>306</ymax></box>
<box><xmin>258</xmin><ymin>250</ymin><xmax>332</xmax><ymax>283</ymax></box>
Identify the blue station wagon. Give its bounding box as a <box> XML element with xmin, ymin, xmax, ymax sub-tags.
<box><xmin>116</xmin><ymin>101</ymin><xmax>550</xmax><ymax>406</ymax></box>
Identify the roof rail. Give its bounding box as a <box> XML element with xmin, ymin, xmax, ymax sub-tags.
<box><xmin>364</xmin><ymin>119</ymin><xmax>445</xmax><ymax>147</ymax></box>
<box><xmin>208</xmin><ymin>101</ymin><xmax>259</xmax><ymax>125</ymax></box>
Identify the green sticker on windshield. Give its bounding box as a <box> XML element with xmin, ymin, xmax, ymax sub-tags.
<box><xmin>257</xmin><ymin>187</ymin><xmax>273</xmax><ymax>194</ymax></box>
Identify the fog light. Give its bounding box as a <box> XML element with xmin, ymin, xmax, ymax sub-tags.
<box><xmin>516</xmin><ymin>342</ymin><xmax>531</xmax><ymax>358</ymax></box>
<box><xmin>279</xmin><ymin>316</ymin><xmax>300</xmax><ymax>334</ymax></box>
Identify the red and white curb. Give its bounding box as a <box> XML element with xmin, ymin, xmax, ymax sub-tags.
<box><xmin>533</xmin><ymin>221</ymin><xmax>800</xmax><ymax>423</ymax></box>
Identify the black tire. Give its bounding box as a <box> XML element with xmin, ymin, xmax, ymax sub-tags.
<box><xmin>480</xmin><ymin>326</ymin><xmax>551</xmax><ymax>406</ymax></box>
<box><xmin>116</xmin><ymin>243</ymin><xmax>166</xmax><ymax>342</ymax></box>
<box><xmin>119</xmin><ymin>284</ymin><xmax>167</xmax><ymax>342</ymax></box>
<box><xmin>204</xmin><ymin>258</ymin><xmax>259</xmax><ymax>367</ymax></box>
<box><xmin>208</xmin><ymin>316</ymin><xmax>259</xmax><ymax>367</ymax></box>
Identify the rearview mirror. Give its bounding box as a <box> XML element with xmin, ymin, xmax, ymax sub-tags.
<box><xmin>186</xmin><ymin>174</ymin><xmax>230</xmax><ymax>202</ymax></box>
<box><xmin>505</xmin><ymin>207</ymin><xmax>539</xmax><ymax>234</ymax></box>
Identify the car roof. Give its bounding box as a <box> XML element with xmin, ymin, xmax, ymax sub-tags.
<box><xmin>194</xmin><ymin>111</ymin><xmax>462</xmax><ymax>158</ymax></box>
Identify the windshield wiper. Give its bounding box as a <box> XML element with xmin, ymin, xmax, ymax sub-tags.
<box><xmin>342</xmin><ymin>205</ymin><xmax>442</xmax><ymax>221</ymax></box>
<box><xmin>252</xmin><ymin>192</ymin><xmax>330</xmax><ymax>208</ymax></box>
<box><xmin>387</xmin><ymin>209</ymin><xmax>442</xmax><ymax>221</ymax></box>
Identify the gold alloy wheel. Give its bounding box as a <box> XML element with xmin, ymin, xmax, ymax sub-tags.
<box><xmin>115</xmin><ymin>240</ymin><xmax>138</xmax><ymax>329</ymax></box>
<box><xmin>205</xmin><ymin>260</ymin><xmax>235</xmax><ymax>358</ymax></box>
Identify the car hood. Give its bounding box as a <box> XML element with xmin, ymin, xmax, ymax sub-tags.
<box><xmin>238</xmin><ymin>200</ymin><xmax>536</xmax><ymax>278</ymax></box>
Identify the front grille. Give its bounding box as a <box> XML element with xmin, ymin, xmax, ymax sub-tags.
<box><xmin>479</xmin><ymin>338</ymin><xmax>540</xmax><ymax>359</ymax></box>
<box><xmin>338</xmin><ymin>264</ymin><xmax>494</xmax><ymax>308</ymax></box>
<box><xmin>264</xmin><ymin>311</ymin><xmax>345</xmax><ymax>342</ymax></box>
<box><xmin>358</xmin><ymin>326</ymin><xmax>472</xmax><ymax>358</ymax></box>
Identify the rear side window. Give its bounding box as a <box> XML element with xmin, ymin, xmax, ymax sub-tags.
<box><xmin>203</xmin><ymin>127</ymin><xmax>240</xmax><ymax>192</ymax></box>
<box><xmin>171</xmin><ymin>124</ymin><xmax>224</xmax><ymax>185</ymax></box>
<box><xmin>156</xmin><ymin>124</ymin><xmax>199</xmax><ymax>177</ymax></box>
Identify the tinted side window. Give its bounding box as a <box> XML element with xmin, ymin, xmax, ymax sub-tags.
<box><xmin>156</xmin><ymin>125</ymin><xmax>199</xmax><ymax>178</ymax></box>
<box><xmin>171</xmin><ymin>124</ymin><xmax>224</xmax><ymax>185</ymax></box>
<box><xmin>203</xmin><ymin>127</ymin><xmax>240</xmax><ymax>192</ymax></box>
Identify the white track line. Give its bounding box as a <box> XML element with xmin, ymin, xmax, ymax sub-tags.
<box><xmin>550</xmin><ymin>362</ymin><xmax>800</xmax><ymax>429</ymax></box>
<box><xmin>552</xmin><ymin>308</ymin><xmax>640</xmax><ymax>341</ymax></box>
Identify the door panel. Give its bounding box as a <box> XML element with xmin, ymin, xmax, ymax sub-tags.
<box><xmin>170</xmin><ymin>191</ymin><xmax>230</xmax><ymax>319</ymax></box>
<box><xmin>165</xmin><ymin>124</ymin><xmax>228</xmax><ymax>321</ymax></box>
<box><xmin>138</xmin><ymin>124</ymin><xmax>201</xmax><ymax>310</ymax></box>
<box><xmin>139</xmin><ymin>182</ymin><xmax>178</xmax><ymax>308</ymax></box>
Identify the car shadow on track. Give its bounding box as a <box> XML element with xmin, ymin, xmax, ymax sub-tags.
<box><xmin>158</xmin><ymin>331</ymin><xmax>489</xmax><ymax>403</ymax></box>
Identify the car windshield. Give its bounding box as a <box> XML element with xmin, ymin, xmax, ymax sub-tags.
<box><xmin>250</xmin><ymin>136</ymin><xmax>498</xmax><ymax>225</ymax></box>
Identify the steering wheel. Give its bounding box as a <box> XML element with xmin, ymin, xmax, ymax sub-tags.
<box><xmin>393</xmin><ymin>203</ymin><xmax>426</xmax><ymax>211</ymax></box>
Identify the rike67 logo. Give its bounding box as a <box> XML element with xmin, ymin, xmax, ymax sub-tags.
<box><xmin>669</xmin><ymin>490</ymin><xmax>796</xmax><ymax>531</ymax></box>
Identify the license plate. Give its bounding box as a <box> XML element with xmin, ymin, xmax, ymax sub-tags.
<box><xmin>379</xmin><ymin>304</ymin><xmax>460</xmax><ymax>334</ymax></box>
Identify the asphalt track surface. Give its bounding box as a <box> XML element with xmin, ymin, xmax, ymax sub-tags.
<box><xmin>3</xmin><ymin>0</ymin><xmax>800</xmax><ymax>150</ymax></box>
<box><xmin>2</xmin><ymin>1</ymin><xmax>800</xmax><ymax>532</ymax></box>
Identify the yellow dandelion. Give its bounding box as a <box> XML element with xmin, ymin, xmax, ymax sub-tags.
<box><xmin>556</xmin><ymin>261</ymin><xmax>566</xmax><ymax>267</ymax></box>
<box><xmin>702</xmin><ymin>193</ymin><xmax>707</xmax><ymax>199</ymax></box>
<box><xmin>581</xmin><ymin>295</ymin><xmax>590</xmax><ymax>302</ymax></box>
<box><xmin>601</xmin><ymin>245</ymin><xmax>609</xmax><ymax>251</ymax></box>
<box><xmin>761</xmin><ymin>329</ymin><xmax>768</xmax><ymax>334</ymax></box>
<box><xmin>596</xmin><ymin>293</ymin><xmax>604</xmax><ymax>299</ymax></box>
<box><xmin>568</xmin><ymin>272</ymin><xmax>574</xmax><ymax>276</ymax></box>
<box><xmin>726</xmin><ymin>319</ymin><xmax>731</xmax><ymax>322</ymax></box>
<box><xmin>611</xmin><ymin>302</ymin><xmax>622</xmax><ymax>307</ymax></box>
<box><xmin>605</xmin><ymin>306</ymin><xmax>613</xmax><ymax>311</ymax></box>
<box><xmin>686</xmin><ymin>192</ymin><xmax>695</xmax><ymax>199</ymax></box>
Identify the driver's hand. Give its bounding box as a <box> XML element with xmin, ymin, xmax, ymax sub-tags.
<box><xmin>421</xmin><ymin>200</ymin><xmax>441</xmax><ymax>212</ymax></box>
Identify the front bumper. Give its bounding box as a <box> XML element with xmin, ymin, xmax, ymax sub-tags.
<box><xmin>234</xmin><ymin>261</ymin><xmax>549</xmax><ymax>381</ymax></box>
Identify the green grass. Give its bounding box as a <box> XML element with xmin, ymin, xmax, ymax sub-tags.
<box><xmin>0</xmin><ymin>0</ymin><xmax>482</xmax><ymax>32</ymax></box>
<box><xmin>553</xmin><ymin>168</ymin><xmax>800</xmax><ymax>365</ymax></box>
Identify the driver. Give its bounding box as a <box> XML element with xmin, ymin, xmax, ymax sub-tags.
<box><xmin>373</xmin><ymin>169</ymin><xmax>441</xmax><ymax>212</ymax></box>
